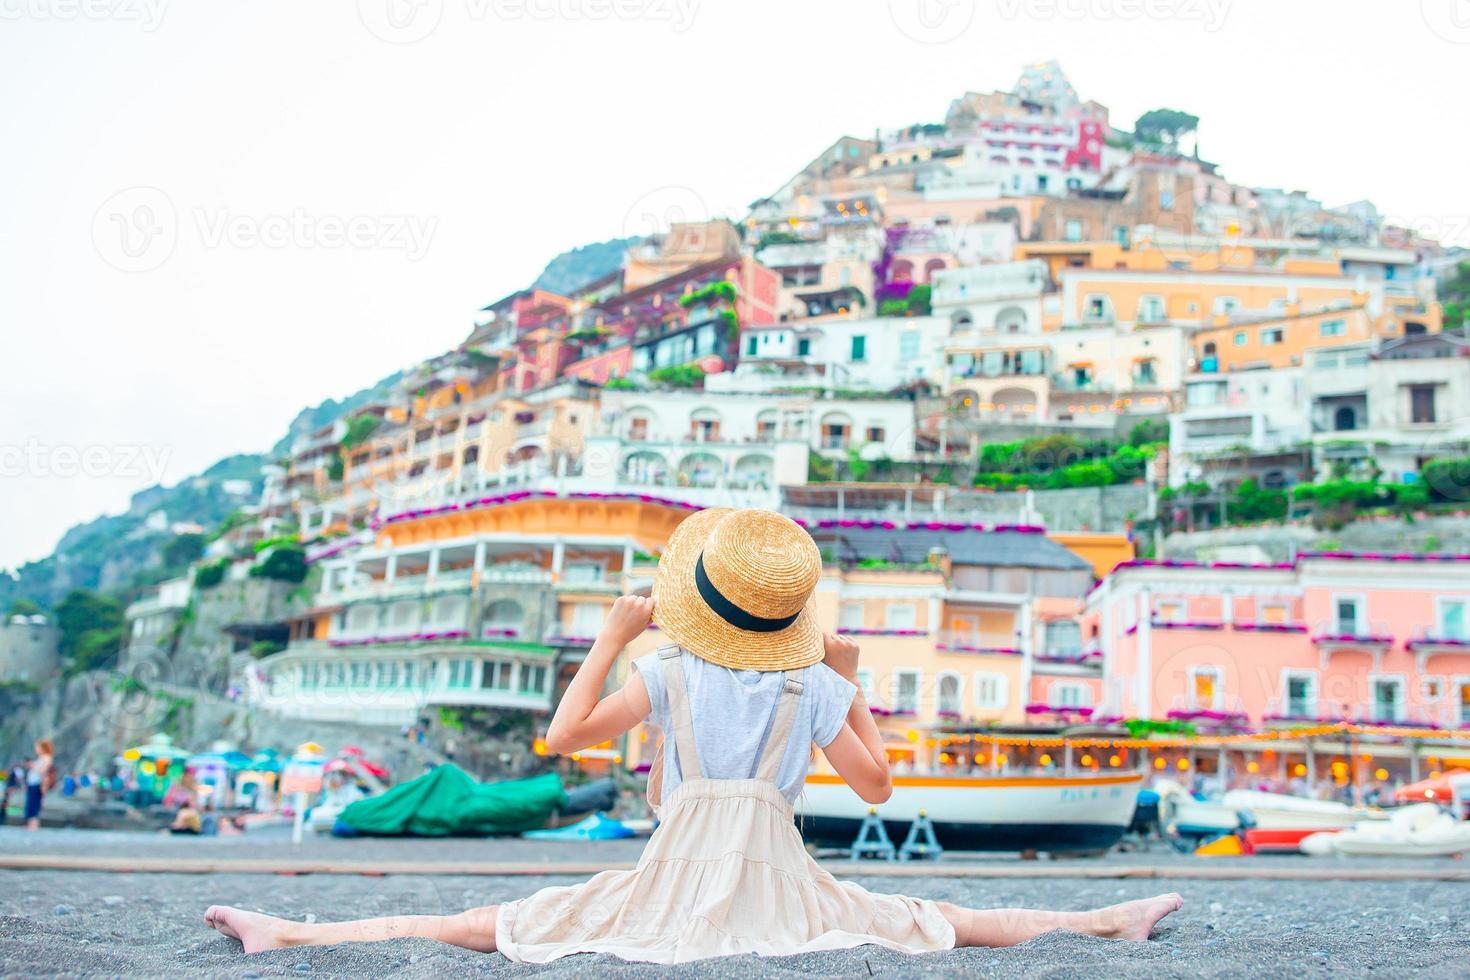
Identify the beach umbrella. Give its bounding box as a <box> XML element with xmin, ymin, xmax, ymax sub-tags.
<box><xmin>1395</xmin><ymin>768</ymin><xmax>1470</xmax><ymax>804</ymax></box>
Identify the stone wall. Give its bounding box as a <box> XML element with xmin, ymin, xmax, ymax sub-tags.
<box><xmin>1164</xmin><ymin>514</ymin><xmax>1470</xmax><ymax>564</ymax></box>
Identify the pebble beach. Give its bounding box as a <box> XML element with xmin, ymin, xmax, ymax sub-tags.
<box><xmin>2</xmin><ymin>828</ymin><xmax>1467</xmax><ymax>977</ymax></box>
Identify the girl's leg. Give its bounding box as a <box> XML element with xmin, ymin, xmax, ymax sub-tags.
<box><xmin>203</xmin><ymin>904</ymin><xmax>499</xmax><ymax>955</ymax></box>
<box><xmin>939</xmin><ymin>892</ymin><xmax>1183</xmax><ymax>948</ymax></box>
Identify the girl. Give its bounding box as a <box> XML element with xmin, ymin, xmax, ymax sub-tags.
<box><xmin>24</xmin><ymin>738</ymin><xmax>54</xmax><ymax>831</ymax></box>
<box><xmin>205</xmin><ymin>509</ymin><xmax>1181</xmax><ymax>960</ymax></box>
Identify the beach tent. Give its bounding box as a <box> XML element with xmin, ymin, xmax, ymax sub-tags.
<box><xmin>235</xmin><ymin>750</ymin><xmax>282</xmax><ymax>811</ymax></box>
<box><xmin>335</xmin><ymin>765</ymin><xmax>567</xmax><ymax>837</ymax></box>
<box><xmin>120</xmin><ymin>734</ymin><xmax>193</xmax><ymax>803</ymax></box>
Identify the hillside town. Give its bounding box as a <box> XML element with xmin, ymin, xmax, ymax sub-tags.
<box><xmin>6</xmin><ymin>61</ymin><xmax>1470</xmax><ymax>814</ymax></box>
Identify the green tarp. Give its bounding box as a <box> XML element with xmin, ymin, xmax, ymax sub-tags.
<box><xmin>336</xmin><ymin>765</ymin><xmax>568</xmax><ymax>837</ymax></box>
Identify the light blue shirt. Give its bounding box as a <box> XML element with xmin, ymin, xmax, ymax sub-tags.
<box><xmin>635</xmin><ymin>648</ymin><xmax>856</xmax><ymax>803</ymax></box>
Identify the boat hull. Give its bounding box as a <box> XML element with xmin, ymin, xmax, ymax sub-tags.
<box><xmin>796</xmin><ymin>772</ymin><xmax>1144</xmax><ymax>853</ymax></box>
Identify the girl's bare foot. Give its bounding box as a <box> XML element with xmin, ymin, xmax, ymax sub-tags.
<box><xmin>203</xmin><ymin>905</ymin><xmax>300</xmax><ymax>954</ymax></box>
<box><xmin>1095</xmin><ymin>893</ymin><xmax>1184</xmax><ymax>940</ymax></box>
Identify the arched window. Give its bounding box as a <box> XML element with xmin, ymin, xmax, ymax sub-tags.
<box><xmin>689</xmin><ymin>407</ymin><xmax>722</xmax><ymax>443</ymax></box>
<box><xmin>482</xmin><ymin>599</ymin><xmax>523</xmax><ymax>637</ymax></box>
<box><xmin>1333</xmin><ymin>406</ymin><xmax>1357</xmax><ymax>431</ymax></box>
<box><xmin>938</xmin><ymin>673</ymin><xmax>963</xmax><ymax>716</ymax></box>
<box><xmin>950</xmin><ymin>309</ymin><xmax>974</xmax><ymax>331</ymax></box>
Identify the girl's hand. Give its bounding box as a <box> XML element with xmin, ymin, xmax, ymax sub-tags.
<box><xmin>602</xmin><ymin>595</ymin><xmax>655</xmax><ymax>647</ymax></box>
<box><xmin>822</xmin><ymin>632</ymin><xmax>860</xmax><ymax>680</ymax></box>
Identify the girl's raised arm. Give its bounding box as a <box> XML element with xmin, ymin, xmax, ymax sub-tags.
<box><xmin>543</xmin><ymin>595</ymin><xmax>655</xmax><ymax>755</ymax></box>
<box><xmin>817</xmin><ymin>633</ymin><xmax>893</xmax><ymax>804</ymax></box>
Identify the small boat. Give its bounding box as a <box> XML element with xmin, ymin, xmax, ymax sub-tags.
<box><xmin>797</xmin><ymin>770</ymin><xmax>1145</xmax><ymax>853</ymax></box>
<box><xmin>1155</xmin><ymin>780</ymin><xmax>1241</xmax><ymax>837</ymax></box>
<box><xmin>1302</xmin><ymin>804</ymin><xmax>1470</xmax><ymax>857</ymax></box>
<box><xmin>1220</xmin><ymin>789</ymin><xmax>1387</xmax><ymax>831</ymax></box>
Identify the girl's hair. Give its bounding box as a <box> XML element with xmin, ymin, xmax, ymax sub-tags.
<box><xmin>35</xmin><ymin>738</ymin><xmax>55</xmax><ymax>756</ymax></box>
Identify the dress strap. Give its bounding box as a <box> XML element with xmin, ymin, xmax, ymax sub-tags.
<box><xmin>656</xmin><ymin>645</ymin><xmax>703</xmax><ymax>780</ymax></box>
<box><xmin>754</xmin><ymin>668</ymin><xmax>806</xmax><ymax>782</ymax></box>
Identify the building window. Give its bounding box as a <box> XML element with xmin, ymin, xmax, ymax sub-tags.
<box><xmin>1157</xmin><ymin>600</ymin><xmax>1184</xmax><ymax>623</ymax></box>
<box><xmin>520</xmin><ymin>663</ymin><xmax>548</xmax><ymax>695</ymax></box>
<box><xmin>481</xmin><ymin>659</ymin><xmax>513</xmax><ymax>691</ymax></box>
<box><xmin>1320</xmin><ymin>318</ymin><xmax>1346</xmax><ymax>337</ymax></box>
<box><xmin>1410</xmin><ymin>385</ymin><xmax>1437</xmax><ymax>424</ymax></box>
<box><xmin>850</xmin><ymin>335</ymin><xmax>867</xmax><ymax>362</ymax></box>
<box><xmin>1064</xmin><ymin>220</ymin><xmax>1082</xmax><ymax>242</ymax></box>
<box><xmin>1084</xmin><ymin>295</ymin><xmax>1110</xmax><ymax>320</ymax></box>
<box><xmin>894</xmin><ymin>669</ymin><xmax>920</xmax><ymax>715</ymax></box>
<box><xmin>1333</xmin><ymin>405</ymin><xmax>1358</xmax><ymax>431</ymax></box>
<box><xmin>1439</xmin><ymin>600</ymin><xmax>1466</xmax><ymax>640</ymax></box>
<box><xmin>1334</xmin><ymin>597</ymin><xmax>1362</xmax><ymax>635</ymax></box>
<box><xmin>884</xmin><ymin>603</ymin><xmax>916</xmax><ymax>630</ymax></box>
<box><xmin>899</xmin><ymin>330</ymin><xmax>920</xmax><ymax>361</ymax></box>
<box><xmin>973</xmin><ymin>671</ymin><xmax>1008</xmax><ymax>709</ymax></box>
<box><xmin>1284</xmin><ymin>672</ymin><xmax>1316</xmax><ymax>718</ymax></box>
<box><xmin>1261</xmin><ymin>327</ymin><xmax>1284</xmax><ymax>346</ymax></box>
<box><xmin>1044</xmin><ymin>620</ymin><xmax>1082</xmax><ymax>656</ymax></box>
<box><xmin>838</xmin><ymin>602</ymin><xmax>864</xmax><ymax>631</ymax></box>
<box><xmin>1137</xmin><ymin>295</ymin><xmax>1165</xmax><ymax>322</ymax></box>
<box><xmin>1370</xmin><ymin>676</ymin><xmax>1404</xmax><ymax>722</ymax></box>
<box><xmin>866</xmin><ymin>425</ymin><xmax>885</xmax><ymax>443</ymax></box>
<box><xmin>1050</xmin><ymin>683</ymin><xmax>1091</xmax><ymax>708</ymax></box>
<box><xmin>745</xmin><ymin>336</ymin><xmax>758</xmax><ymax>356</ymax></box>
<box><xmin>796</xmin><ymin>338</ymin><xmax>812</xmax><ymax>357</ymax></box>
<box><xmin>1212</xmin><ymin>296</ymin><xmax>1240</xmax><ymax>316</ymax></box>
<box><xmin>1133</xmin><ymin>358</ymin><xmax>1158</xmax><ymax>386</ymax></box>
<box><xmin>855</xmin><ymin>668</ymin><xmax>874</xmax><ymax>701</ymax></box>
<box><xmin>1189</xmin><ymin>666</ymin><xmax>1221</xmax><ymax>709</ymax></box>
<box><xmin>937</xmin><ymin>673</ymin><xmax>962</xmax><ymax>715</ymax></box>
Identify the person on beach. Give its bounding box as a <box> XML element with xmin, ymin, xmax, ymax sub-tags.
<box><xmin>204</xmin><ymin>509</ymin><xmax>1182</xmax><ymax>962</ymax></box>
<box><xmin>25</xmin><ymin>739</ymin><xmax>55</xmax><ymax>830</ymax></box>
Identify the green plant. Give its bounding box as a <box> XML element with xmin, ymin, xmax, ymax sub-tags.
<box><xmin>679</xmin><ymin>280</ymin><xmax>738</xmax><ymax>308</ymax></box>
<box><xmin>194</xmin><ymin>557</ymin><xmax>231</xmax><ymax>590</ymax></box>
<box><xmin>1226</xmin><ymin>479</ymin><xmax>1287</xmax><ymax>523</ymax></box>
<box><xmin>647</xmin><ymin>364</ymin><xmax>705</xmax><ymax>388</ymax></box>
<box><xmin>253</xmin><ymin>533</ymin><xmax>301</xmax><ymax>555</ymax></box>
<box><xmin>807</xmin><ymin>451</ymin><xmax>836</xmax><ymax>483</ymax></box>
<box><xmin>341</xmin><ymin>413</ymin><xmax>382</xmax><ymax>449</ymax></box>
<box><xmin>845</xmin><ymin>448</ymin><xmax>872</xmax><ymax>482</ymax></box>
<box><xmin>250</xmin><ymin>639</ymin><xmax>286</xmax><ymax>658</ymax></box>
<box><xmin>756</xmin><ymin>231</ymin><xmax>803</xmax><ymax>249</ymax></box>
<box><xmin>603</xmin><ymin>376</ymin><xmax>638</xmax><ymax>390</ymax></box>
<box><xmin>250</xmin><ymin>547</ymin><xmax>308</xmax><ymax>584</ymax></box>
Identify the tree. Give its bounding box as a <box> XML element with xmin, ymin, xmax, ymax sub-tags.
<box><xmin>53</xmin><ymin>589</ymin><xmax>125</xmax><ymax>673</ymax></box>
<box><xmin>251</xmin><ymin>547</ymin><xmax>309</xmax><ymax>584</ymax></box>
<box><xmin>160</xmin><ymin>532</ymin><xmax>206</xmax><ymax>571</ymax></box>
<box><xmin>6</xmin><ymin>598</ymin><xmax>42</xmax><ymax>618</ymax></box>
<box><xmin>1134</xmin><ymin>108</ymin><xmax>1199</xmax><ymax>149</ymax></box>
<box><xmin>1439</xmin><ymin>259</ymin><xmax>1470</xmax><ymax>332</ymax></box>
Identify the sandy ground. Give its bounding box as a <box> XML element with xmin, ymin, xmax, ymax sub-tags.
<box><xmin>1</xmin><ymin>830</ymin><xmax>1467</xmax><ymax>977</ymax></box>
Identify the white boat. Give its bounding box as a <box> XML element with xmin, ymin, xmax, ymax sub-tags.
<box><xmin>1301</xmin><ymin>804</ymin><xmax>1470</xmax><ymax>857</ymax></box>
<box><xmin>1155</xmin><ymin>780</ymin><xmax>1241</xmax><ymax>836</ymax></box>
<box><xmin>1220</xmin><ymin>789</ymin><xmax>1387</xmax><ymax>831</ymax></box>
<box><xmin>797</xmin><ymin>770</ymin><xmax>1145</xmax><ymax>853</ymax></box>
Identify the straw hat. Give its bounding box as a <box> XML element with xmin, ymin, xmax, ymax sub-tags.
<box><xmin>653</xmin><ymin>508</ymin><xmax>824</xmax><ymax>672</ymax></box>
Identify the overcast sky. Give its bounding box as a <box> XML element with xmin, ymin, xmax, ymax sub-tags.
<box><xmin>2</xmin><ymin>0</ymin><xmax>1467</xmax><ymax>571</ymax></box>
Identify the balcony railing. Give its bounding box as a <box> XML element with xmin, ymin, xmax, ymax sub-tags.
<box><xmin>934</xmin><ymin>630</ymin><xmax>1022</xmax><ymax>656</ymax></box>
<box><xmin>1310</xmin><ymin>621</ymin><xmax>1394</xmax><ymax>645</ymax></box>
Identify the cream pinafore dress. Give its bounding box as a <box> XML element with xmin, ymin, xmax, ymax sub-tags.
<box><xmin>496</xmin><ymin>646</ymin><xmax>956</xmax><ymax>964</ymax></box>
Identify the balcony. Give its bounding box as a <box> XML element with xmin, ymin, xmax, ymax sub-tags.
<box><xmin>1050</xmin><ymin>373</ymin><xmax>1114</xmax><ymax>394</ymax></box>
<box><xmin>1148</xmin><ymin>617</ymin><xmax>1227</xmax><ymax>632</ymax></box>
<box><xmin>1312</xmin><ymin>621</ymin><xmax>1394</xmax><ymax>670</ymax></box>
<box><xmin>934</xmin><ymin>630</ymin><xmax>1022</xmax><ymax>656</ymax></box>
<box><xmin>1406</xmin><ymin>626</ymin><xmax>1470</xmax><ymax>671</ymax></box>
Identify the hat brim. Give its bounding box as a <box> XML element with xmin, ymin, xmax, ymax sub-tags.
<box><xmin>652</xmin><ymin>508</ymin><xmax>825</xmax><ymax>672</ymax></box>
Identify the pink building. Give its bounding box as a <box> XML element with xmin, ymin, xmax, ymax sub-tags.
<box><xmin>1083</xmin><ymin>553</ymin><xmax>1470</xmax><ymax>730</ymax></box>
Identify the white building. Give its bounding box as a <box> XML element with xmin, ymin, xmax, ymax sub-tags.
<box><xmin>734</xmin><ymin>315</ymin><xmax>948</xmax><ymax>393</ymax></box>
<box><xmin>1169</xmin><ymin>367</ymin><xmax>1309</xmax><ymax>487</ymax></box>
<box><xmin>125</xmin><ymin>576</ymin><xmax>194</xmax><ymax>654</ymax></box>
<box><xmin>0</xmin><ymin>614</ymin><xmax>60</xmax><ymax>682</ymax></box>
<box><xmin>585</xmin><ymin>387</ymin><xmax>920</xmax><ymax>497</ymax></box>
